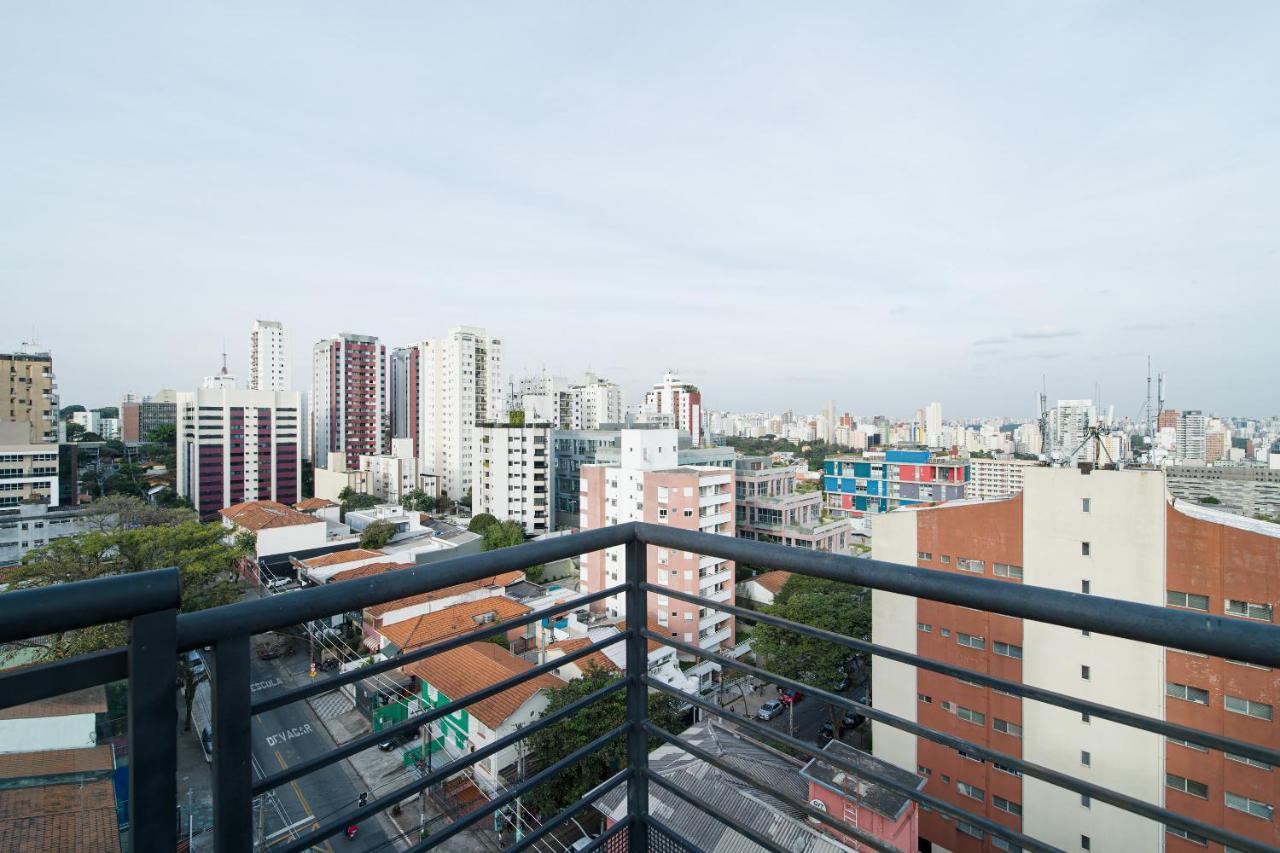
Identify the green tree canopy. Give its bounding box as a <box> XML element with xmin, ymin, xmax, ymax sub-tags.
<box><xmin>524</xmin><ymin>667</ymin><xmax>684</xmax><ymax>815</ymax></box>
<box><xmin>481</xmin><ymin>519</ymin><xmax>525</xmax><ymax>551</ymax></box>
<box><xmin>338</xmin><ymin>491</ymin><xmax>380</xmax><ymax>521</ymax></box>
<box><xmin>6</xmin><ymin>519</ymin><xmax>248</xmax><ymax>659</ymax></box>
<box><xmin>467</xmin><ymin>513</ymin><xmax>499</xmax><ymax>535</ymax></box>
<box><xmin>401</xmin><ymin>488</ymin><xmax>436</xmax><ymax>513</ymax></box>
<box><xmin>64</xmin><ymin>422</ymin><xmax>86</xmax><ymax>441</ymax></box>
<box><xmin>60</xmin><ymin>404</ymin><xmax>86</xmax><ymax>419</ymax></box>
<box><xmin>359</xmin><ymin>519</ymin><xmax>396</xmax><ymax>549</ymax></box>
<box><xmin>95</xmin><ymin>406</ymin><xmax>119</xmax><ymax>419</ymax></box>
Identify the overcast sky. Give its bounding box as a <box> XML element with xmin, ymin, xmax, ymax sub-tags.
<box><xmin>3</xmin><ymin>3</ymin><xmax>1277</xmax><ymax>419</ymax></box>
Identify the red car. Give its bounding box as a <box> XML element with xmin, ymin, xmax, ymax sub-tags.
<box><xmin>779</xmin><ymin>688</ymin><xmax>802</xmax><ymax>705</ymax></box>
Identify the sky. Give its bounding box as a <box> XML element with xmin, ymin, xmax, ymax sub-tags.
<box><xmin>2</xmin><ymin>3</ymin><xmax>1278</xmax><ymax>420</ymax></box>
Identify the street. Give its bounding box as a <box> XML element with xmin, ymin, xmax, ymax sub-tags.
<box><xmin>730</xmin><ymin>676</ymin><xmax>871</xmax><ymax>752</ymax></box>
<box><xmin>250</xmin><ymin>652</ymin><xmax>398</xmax><ymax>852</ymax></box>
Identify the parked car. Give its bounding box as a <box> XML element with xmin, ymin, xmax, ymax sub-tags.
<box><xmin>264</xmin><ymin>574</ymin><xmax>291</xmax><ymax>591</ymax></box>
<box><xmin>779</xmin><ymin>688</ymin><xmax>802</xmax><ymax>705</ymax></box>
<box><xmin>757</xmin><ymin>699</ymin><xmax>784</xmax><ymax>721</ymax></box>
<box><xmin>183</xmin><ymin>650</ymin><xmax>206</xmax><ymax>678</ymax></box>
<box><xmin>842</xmin><ymin>709</ymin><xmax>863</xmax><ymax>729</ymax></box>
<box><xmin>256</xmin><ymin>638</ymin><xmax>294</xmax><ymax>660</ymax></box>
<box><xmin>378</xmin><ymin>731</ymin><xmax>416</xmax><ymax>751</ymax></box>
<box><xmin>818</xmin><ymin>722</ymin><xmax>834</xmax><ymax>743</ymax></box>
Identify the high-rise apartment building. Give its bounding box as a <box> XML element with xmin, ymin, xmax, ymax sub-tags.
<box><xmin>0</xmin><ymin>422</ymin><xmax>60</xmax><ymax>509</ymax></box>
<box><xmin>416</xmin><ymin>326</ymin><xmax>504</xmax><ymax>502</ymax></box>
<box><xmin>388</xmin><ymin>346</ymin><xmax>420</xmax><ymax>458</ymax></box>
<box><xmin>473</xmin><ymin>421</ymin><xmax>553</xmax><ymax>536</ymax></box>
<box><xmin>1159</xmin><ymin>409</ymin><xmax>1181</xmax><ymax>431</ymax></box>
<box><xmin>1176</xmin><ymin>410</ymin><xmax>1207</xmax><ymax>463</ymax></box>
<box><xmin>176</xmin><ymin>387</ymin><xmax>302</xmax><ymax>520</ymax></box>
<box><xmin>871</xmin><ymin>467</ymin><xmax>1279</xmax><ymax>852</ymax></box>
<box><xmin>1048</xmin><ymin>400</ymin><xmax>1097</xmax><ymax>464</ymax></box>
<box><xmin>249</xmin><ymin>320</ymin><xmax>291</xmax><ymax>392</ymax></box>
<box><xmin>578</xmin><ymin>430</ymin><xmax>734</xmax><ymax>689</ymax></box>
<box><xmin>926</xmin><ymin>402</ymin><xmax>943</xmax><ymax>449</ymax></box>
<box><xmin>121</xmin><ymin>390</ymin><xmax>177</xmax><ymax>443</ymax></box>
<box><xmin>967</xmin><ymin>457</ymin><xmax>1041</xmax><ymax>500</ymax></box>
<box><xmin>311</xmin><ymin>333</ymin><xmax>387</xmax><ymax>470</ymax></box>
<box><xmin>1</xmin><ymin>346</ymin><xmax>57</xmax><ymax>444</ymax></box>
<box><xmin>643</xmin><ymin>372</ymin><xmax>704</xmax><ymax>446</ymax></box>
<box><xmin>514</xmin><ymin>372</ymin><xmax>622</xmax><ymax>430</ymax></box>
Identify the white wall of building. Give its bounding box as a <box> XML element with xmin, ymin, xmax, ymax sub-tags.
<box><xmin>869</xmin><ymin>509</ymin><xmax>919</xmax><ymax>777</ymax></box>
<box><xmin>249</xmin><ymin>320</ymin><xmax>291</xmax><ymax>392</ymax></box>
<box><xmin>473</xmin><ymin>422</ymin><xmax>552</xmax><ymax>535</ymax></box>
<box><xmin>0</xmin><ymin>714</ymin><xmax>97</xmax><ymax>753</ymax></box>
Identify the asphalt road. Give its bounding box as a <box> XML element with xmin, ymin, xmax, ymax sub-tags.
<box><xmin>755</xmin><ymin>678</ymin><xmax>871</xmax><ymax>751</ymax></box>
<box><xmin>250</xmin><ymin>652</ymin><xmax>397</xmax><ymax>852</ymax></box>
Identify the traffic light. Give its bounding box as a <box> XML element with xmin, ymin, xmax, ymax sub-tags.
<box><xmin>358</xmin><ymin>791</ymin><xmax>368</xmax><ymax>808</ymax></box>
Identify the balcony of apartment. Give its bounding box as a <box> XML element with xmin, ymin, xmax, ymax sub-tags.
<box><xmin>1</xmin><ymin>525</ymin><xmax>1277</xmax><ymax>853</ymax></box>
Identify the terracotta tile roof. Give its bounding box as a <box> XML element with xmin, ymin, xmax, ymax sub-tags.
<box><xmin>294</xmin><ymin>497</ymin><xmax>338</xmax><ymax>511</ymax></box>
<box><xmin>403</xmin><ymin>642</ymin><xmax>564</xmax><ymax>729</ymax></box>
<box><xmin>0</xmin><ymin>686</ymin><xmax>107</xmax><ymax>721</ymax></box>
<box><xmin>219</xmin><ymin>500</ymin><xmax>321</xmax><ymax>530</ymax></box>
<box><xmin>379</xmin><ymin>597</ymin><xmax>532</xmax><ymax>651</ymax></box>
<box><xmin>327</xmin><ymin>560</ymin><xmax>407</xmax><ymax>581</ymax></box>
<box><xmin>545</xmin><ymin>637</ymin><xmax>619</xmax><ymax>673</ymax></box>
<box><xmin>749</xmin><ymin>570</ymin><xmax>793</xmax><ymax>595</ymax></box>
<box><xmin>0</xmin><ymin>779</ymin><xmax>121</xmax><ymax>852</ymax></box>
<box><xmin>298</xmin><ymin>548</ymin><xmax>384</xmax><ymax>570</ymax></box>
<box><xmin>367</xmin><ymin>571</ymin><xmax>525</xmax><ymax>620</ymax></box>
<box><xmin>0</xmin><ymin>746</ymin><xmax>114</xmax><ymax>780</ymax></box>
<box><xmin>616</xmin><ymin>620</ymin><xmax>667</xmax><ymax>652</ymax></box>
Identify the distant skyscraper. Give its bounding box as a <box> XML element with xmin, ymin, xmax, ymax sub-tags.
<box><xmin>416</xmin><ymin>326</ymin><xmax>504</xmax><ymax>502</ymax></box>
<box><xmin>643</xmin><ymin>372</ymin><xmax>704</xmax><ymax>446</ymax></box>
<box><xmin>1176</xmin><ymin>410</ymin><xmax>1207</xmax><ymax>462</ymax></box>
<box><xmin>311</xmin><ymin>333</ymin><xmax>387</xmax><ymax>469</ymax></box>
<box><xmin>1048</xmin><ymin>399</ymin><xmax>1097</xmax><ymax>463</ymax></box>
<box><xmin>822</xmin><ymin>400</ymin><xmax>836</xmax><ymax>443</ymax></box>
<box><xmin>1</xmin><ymin>344</ymin><xmax>57</xmax><ymax>444</ymax></box>
<box><xmin>925</xmin><ymin>401</ymin><xmax>943</xmax><ymax>448</ymax></box>
<box><xmin>249</xmin><ymin>320</ymin><xmax>290</xmax><ymax>392</ymax></box>
<box><xmin>389</xmin><ymin>346</ymin><xmax>419</xmax><ymax>458</ymax></box>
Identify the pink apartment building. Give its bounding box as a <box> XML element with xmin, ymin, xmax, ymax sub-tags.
<box><xmin>579</xmin><ymin>430</ymin><xmax>735</xmax><ymax>691</ymax></box>
<box><xmin>801</xmin><ymin>740</ymin><xmax>926</xmax><ymax>852</ymax></box>
<box><xmin>735</xmin><ymin>455</ymin><xmax>852</xmax><ymax>552</ymax></box>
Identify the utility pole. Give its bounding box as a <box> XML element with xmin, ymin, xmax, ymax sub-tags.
<box><xmin>515</xmin><ymin>736</ymin><xmax>525</xmax><ymax>843</ymax></box>
<box><xmin>419</xmin><ymin>721</ymin><xmax>428</xmax><ymax>841</ymax></box>
<box><xmin>788</xmin><ymin>698</ymin><xmax>795</xmax><ymax>738</ymax></box>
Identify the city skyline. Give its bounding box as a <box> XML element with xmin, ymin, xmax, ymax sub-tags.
<box><xmin>4</xmin><ymin>4</ymin><xmax>1280</xmax><ymax>415</ymax></box>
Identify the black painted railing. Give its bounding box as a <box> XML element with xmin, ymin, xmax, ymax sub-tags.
<box><xmin>1</xmin><ymin>521</ymin><xmax>1278</xmax><ymax>853</ymax></box>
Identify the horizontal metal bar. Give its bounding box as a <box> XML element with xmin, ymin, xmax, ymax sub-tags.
<box><xmin>179</xmin><ymin>523</ymin><xmax>636</xmax><ymax>650</ymax></box>
<box><xmin>276</xmin><ymin>680</ymin><xmax>625</xmax><ymax>853</ymax></box>
<box><xmin>407</xmin><ymin>724</ymin><xmax>629</xmax><ymax>853</ymax></box>
<box><xmin>634</xmin><ymin>522</ymin><xmax>1280</xmax><ymax>667</ymax></box>
<box><xmin>0</xmin><ymin>647</ymin><xmax>127</xmax><ymax>711</ymax></box>
<box><xmin>252</xmin><ymin>583</ymin><xmax>625</xmax><ymax>714</ymax></box>
<box><xmin>644</xmin><ymin>673</ymin><xmax>1057</xmax><ymax>853</ymax></box>
<box><xmin>0</xmin><ymin>567</ymin><xmax>180</xmax><ymax>644</ymax></box>
<box><xmin>503</xmin><ymin>770</ymin><xmax>628</xmax><ymax>853</ymax></box>
<box><xmin>256</xmin><ymin>633</ymin><xmax>625</xmax><ymax>794</ymax></box>
<box><xmin>646</xmin><ymin>772</ymin><xmax>791</xmax><ymax>853</ymax></box>
<box><xmin>647</xmin><ymin>635</ymin><xmax>1274</xmax><ymax>853</ymax></box>
<box><xmin>645</xmin><ymin>722</ymin><xmax>900</xmax><ymax>853</ymax></box>
<box><xmin>652</xmin><ymin>584</ymin><xmax>1280</xmax><ymax>767</ymax></box>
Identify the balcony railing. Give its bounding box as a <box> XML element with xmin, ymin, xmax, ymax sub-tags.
<box><xmin>1</xmin><ymin>523</ymin><xmax>1278</xmax><ymax>853</ymax></box>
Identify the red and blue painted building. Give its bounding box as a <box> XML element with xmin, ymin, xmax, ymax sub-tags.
<box><xmin>823</xmin><ymin>449</ymin><xmax>969</xmax><ymax>518</ymax></box>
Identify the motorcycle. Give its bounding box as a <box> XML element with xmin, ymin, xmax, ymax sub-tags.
<box><xmin>345</xmin><ymin>824</ymin><xmax>358</xmax><ymax>840</ymax></box>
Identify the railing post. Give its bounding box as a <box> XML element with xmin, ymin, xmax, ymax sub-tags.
<box><xmin>212</xmin><ymin>634</ymin><xmax>253</xmax><ymax>852</ymax></box>
<box><xmin>128</xmin><ymin>606</ymin><xmax>179</xmax><ymax>852</ymax></box>
<box><xmin>624</xmin><ymin>535</ymin><xmax>649</xmax><ymax>852</ymax></box>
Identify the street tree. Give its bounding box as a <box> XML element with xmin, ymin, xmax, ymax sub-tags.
<box><xmin>359</xmin><ymin>519</ymin><xmax>396</xmax><ymax>549</ymax></box>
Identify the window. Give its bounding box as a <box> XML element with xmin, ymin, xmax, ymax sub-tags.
<box><xmin>1225</xmin><ymin>695</ymin><xmax>1273</xmax><ymax>721</ymax></box>
<box><xmin>941</xmin><ymin>701</ymin><xmax>952</xmax><ymax>711</ymax></box>
<box><xmin>1225</xmin><ymin>752</ymin><xmax>1273</xmax><ymax>771</ymax></box>
<box><xmin>957</xmin><ymin>781</ymin><xmax>984</xmax><ymax>801</ymax></box>
<box><xmin>1167</xmin><ymin>773</ymin><xmax>1209</xmax><ymax>799</ymax></box>
<box><xmin>993</xmin><ymin>562</ymin><xmax>1023</xmax><ymax>579</ymax></box>
<box><xmin>918</xmin><ymin>693</ymin><xmax>933</xmax><ymax>704</ymax></box>
<box><xmin>956</xmin><ymin>705</ymin><xmax>985</xmax><ymax>725</ymax></box>
<box><xmin>1225</xmin><ymin>792</ymin><xmax>1273</xmax><ymax>820</ymax></box>
<box><xmin>1166</xmin><ymin>826</ymin><xmax>1208</xmax><ymax>846</ymax></box>
<box><xmin>1167</xmin><ymin>590</ymin><xmax>1210</xmax><ymax>611</ymax></box>
<box><xmin>1081</xmin><ymin>579</ymin><xmax>1090</xmax><ymax>594</ymax></box>
<box><xmin>957</xmin><ymin>749</ymin><xmax>984</xmax><ymax>763</ymax></box>
<box><xmin>992</xmin><ymin>838</ymin><xmax>1016</xmax><ymax>851</ymax></box>
<box><xmin>1082</xmin><ymin>498</ymin><xmax>1090</xmax><ymax>512</ymax></box>
<box><xmin>1081</xmin><ymin>794</ymin><xmax>1091</xmax><ymax>808</ymax></box>
<box><xmin>940</xmin><ymin>554</ymin><xmax>950</xmax><ymax>564</ymax></box>
<box><xmin>917</xmin><ymin>551</ymin><xmax>932</xmax><ymax>560</ymax></box>
<box><xmin>1081</xmin><ymin>712</ymin><xmax>1091</xmax><ymax>723</ymax></box>
<box><xmin>1081</xmin><ymin>750</ymin><xmax>1091</xmax><ymax>766</ymax></box>
<box><xmin>993</xmin><ymin>761</ymin><xmax>1022</xmax><ymax>777</ymax></box>
<box><xmin>1226</xmin><ymin>599</ymin><xmax>1273</xmax><ymax>622</ymax></box>
<box><xmin>994</xmin><ymin>641</ymin><xmax>1022</xmax><ymax>659</ymax></box>
<box><xmin>940</xmin><ymin>773</ymin><xmax>950</xmax><ymax>783</ymax></box>
<box><xmin>1167</xmin><ymin>682</ymin><xmax>1210</xmax><ymax>705</ymax></box>
<box><xmin>1082</xmin><ymin>835</ymin><xmax>1091</xmax><ymax>850</ymax></box>
<box><xmin>1167</xmin><ymin>736</ymin><xmax>1209</xmax><ymax>753</ymax></box>
<box><xmin>956</xmin><ymin>558</ymin><xmax>985</xmax><ymax>573</ymax></box>
<box><xmin>917</xmin><ymin>622</ymin><xmax>932</xmax><ymax>633</ymax></box>
<box><xmin>940</xmin><ymin>628</ymin><xmax>951</xmax><ymax>637</ymax></box>
<box><xmin>956</xmin><ymin>821</ymin><xmax>984</xmax><ymax>840</ymax></box>
<box><xmin>917</xmin><ymin>765</ymin><xmax>932</xmax><ymax>776</ymax></box>
<box><xmin>993</xmin><ymin>718</ymin><xmax>1021</xmax><ymax>737</ymax></box>
<box><xmin>994</xmin><ymin>795</ymin><xmax>1022</xmax><ymax>816</ymax></box>
<box><xmin>1081</xmin><ymin>665</ymin><xmax>1091</xmax><ymax>680</ymax></box>
<box><xmin>957</xmin><ymin>632</ymin><xmax>985</xmax><ymax>650</ymax></box>
<box><xmin>1081</xmin><ymin>542</ymin><xmax>1090</xmax><ymax>556</ymax></box>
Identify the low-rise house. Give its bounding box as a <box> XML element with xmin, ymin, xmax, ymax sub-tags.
<box><xmin>737</xmin><ymin>570</ymin><xmax>794</xmax><ymax>606</ymax></box>
<box><xmin>595</xmin><ymin>721</ymin><xmax>849</xmax><ymax>852</ymax></box>
<box><xmin>219</xmin><ymin>500</ymin><xmax>327</xmax><ymax>559</ymax></box>
<box><xmin>375</xmin><ymin>597</ymin><xmax>534</xmax><ymax>655</ymax></box>
<box><xmin>0</xmin><ymin>686</ymin><xmax>106</xmax><ymax>754</ymax></box>
<box><xmin>344</xmin><ymin>504</ymin><xmax>425</xmax><ymax>541</ymax></box>
<box><xmin>0</xmin><ymin>775</ymin><xmax>121</xmax><ymax>852</ymax></box>
<box><xmin>800</xmin><ymin>740</ymin><xmax>925</xmax><ymax>852</ymax></box>
<box><xmin>295</xmin><ymin>548</ymin><xmax>401</xmax><ymax>584</ymax></box>
<box><xmin>402</xmin><ymin>643</ymin><xmax>564</xmax><ymax>795</ymax></box>
<box><xmin>542</xmin><ymin>624</ymin><xmax>698</xmax><ymax>694</ymax></box>
<box><xmin>365</xmin><ymin>571</ymin><xmax>525</xmax><ymax>633</ymax></box>
<box><xmin>294</xmin><ymin>497</ymin><xmax>341</xmax><ymax>525</ymax></box>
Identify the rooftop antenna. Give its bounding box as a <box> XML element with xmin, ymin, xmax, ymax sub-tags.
<box><xmin>220</xmin><ymin>339</ymin><xmax>229</xmax><ymax>376</ymax></box>
<box><xmin>1144</xmin><ymin>356</ymin><xmax>1153</xmax><ymax>460</ymax></box>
